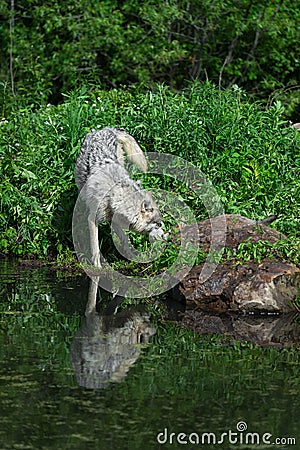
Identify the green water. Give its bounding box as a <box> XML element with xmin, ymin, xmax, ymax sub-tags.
<box><xmin>0</xmin><ymin>260</ymin><xmax>299</xmax><ymax>450</ymax></box>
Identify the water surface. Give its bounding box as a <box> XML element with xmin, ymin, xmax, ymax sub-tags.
<box><xmin>0</xmin><ymin>260</ymin><xmax>299</xmax><ymax>449</ymax></box>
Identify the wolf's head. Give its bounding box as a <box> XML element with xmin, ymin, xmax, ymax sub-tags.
<box><xmin>134</xmin><ymin>193</ymin><xmax>166</xmax><ymax>240</ymax></box>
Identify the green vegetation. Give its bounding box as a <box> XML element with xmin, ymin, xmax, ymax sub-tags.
<box><xmin>1</xmin><ymin>1</ymin><xmax>299</xmax><ymax>268</ymax></box>
<box><xmin>0</xmin><ymin>83</ymin><xmax>299</xmax><ymax>268</ymax></box>
<box><xmin>1</xmin><ymin>3</ymin><xmax>299</xmax><ymax>440</ymax></box>
<box><xmin>1</xmin><ymin>1</ymin><xmax>299</xmax><ymax>118</ymax></box>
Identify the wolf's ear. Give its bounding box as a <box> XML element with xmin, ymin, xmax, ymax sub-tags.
<box><xmin>141</xmin><ymin>199</ymin><xmax>153</xmax><ymax>212</ymax></box>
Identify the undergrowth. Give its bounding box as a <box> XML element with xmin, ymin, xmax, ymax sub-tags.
<box><xmin>0</xmin><ymin>82</ymin><xmax>299</xmax><ymax>267</ymax></box>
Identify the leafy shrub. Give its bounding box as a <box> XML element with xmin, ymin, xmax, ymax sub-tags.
<box><xmin>1</xmin><ymin>1</ymin><xmax>299</xmax><ymax>118</ymax></box>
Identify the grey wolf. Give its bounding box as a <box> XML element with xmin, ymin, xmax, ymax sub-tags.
<box><xmin>75</xmin><ymin>127</ymin><xmax>165</xmax><ymax>266</ymax></box>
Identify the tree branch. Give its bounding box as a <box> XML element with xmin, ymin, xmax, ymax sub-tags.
<box><xmin>228</xmin><ymin>0</ymin><xmax>284</xmax><ymax>87</ymax></box>
<box><xmin>9</xmin><ymin>0</ymin><xmax>15</xmax><ymax>96</ymax></box>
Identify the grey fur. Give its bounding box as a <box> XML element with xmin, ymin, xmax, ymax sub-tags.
<box><xmin>75</xmin><ymin>127</ymin><xmax>165</xmax><ymax>266</ymax></box>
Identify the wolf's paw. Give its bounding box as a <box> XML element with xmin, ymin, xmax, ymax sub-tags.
<box><xmin>91</xmin><ymin>254</ymin><xmax>102</xmax><ymax>268</ymax></box>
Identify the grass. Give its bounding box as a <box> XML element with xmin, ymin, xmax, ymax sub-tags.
<box><xmin>0</xmin><ymin>82</ymin><xmax>299</xmax><ymax>270</ymax></box>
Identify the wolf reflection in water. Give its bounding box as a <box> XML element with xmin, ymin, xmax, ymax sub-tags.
<box><xmin>70</xmin><ymin>285</ymin><xmax>156</xmax><ymax>389</ymax></box>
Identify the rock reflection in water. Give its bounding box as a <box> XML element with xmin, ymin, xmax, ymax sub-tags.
<box><xmin>70</xmin><ymin>279</ymin><xmax>156</xmax><ymax>389</ymax></box>
<box><xmin>181</xmin><ymin>310</ymin><xmax>300</xmax><ymax>347</ymax></box>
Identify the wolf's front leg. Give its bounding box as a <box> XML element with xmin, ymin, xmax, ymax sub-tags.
<box><xmin>88</xmin><ymin>216</ymin><xmax>101</xmax><ymax>267</ymax></box>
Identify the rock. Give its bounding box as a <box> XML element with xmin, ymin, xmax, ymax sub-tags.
<box><xmin>180</xmin><ymin>260</ymin><xmax>300</xmax><ymax>313</ymax></box>
<box><xmin>178</xmin><ymin>214</ymin><xmax>299</xmax><ymax>313</ymax></box>
<box><xmin>181</xmin><ymin>214</ymin><xmax>284</xmax><ymax>254</ymax></box>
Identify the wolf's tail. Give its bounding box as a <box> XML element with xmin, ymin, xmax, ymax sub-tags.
<box><xmin>116</xmin><ymin>129</ymin><xmax>148</xmax><ymax>173</ymax></box>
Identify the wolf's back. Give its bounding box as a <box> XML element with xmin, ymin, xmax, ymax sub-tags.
<box><xmin>75</xmin><ymin>127</ymin><xmax>147</xmax><ymax>190</ymax></box>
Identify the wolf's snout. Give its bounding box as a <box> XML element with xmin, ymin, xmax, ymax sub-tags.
<box><xmin>149</xmin><ymin>224</ymin><xmax>167</xmax><ymax>242</ymax></box>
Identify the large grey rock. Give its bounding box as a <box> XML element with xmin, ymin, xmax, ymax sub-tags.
<box><xmin>180</xmin><ymin>260</ymin><xmax>300</xmax><ymax>313</ymax></box>
<box><xmin>180</xmin><ymin>213</ymin><xmax>284</xmax><ymax>253</ymax></box>
<box><xmin>178</xmin><ymin>214</ymin><xmax>300</xmax><ymax>313</ymax></box>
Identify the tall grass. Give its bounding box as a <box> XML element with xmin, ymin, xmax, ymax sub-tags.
<box><xmin>0</xmin><ymin>82</ymin><xmax>299</xmax><ymax>262</ymax></box>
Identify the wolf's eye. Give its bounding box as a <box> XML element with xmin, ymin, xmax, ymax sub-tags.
<box><xmin>141</xmin><ymin>200</ymin><xmax>153</xmax><ymax>212</ymax></box>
